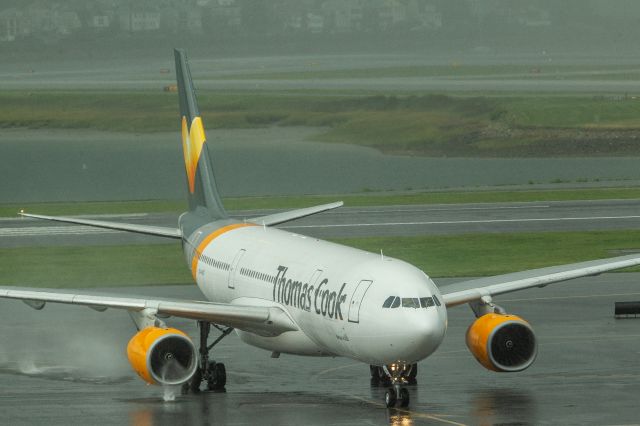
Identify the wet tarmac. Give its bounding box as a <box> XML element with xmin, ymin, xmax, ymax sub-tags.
<box><xmin>2</xmin><ymin>52</ymin><xmax>640</xmax><ymax>94</ymax></box>
<box><xmin>1</xmin><ymin>274</ymin><xmax>640</xmax><ymax>425</ymax></box>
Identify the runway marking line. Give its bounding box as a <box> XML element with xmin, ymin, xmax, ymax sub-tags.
<box><xmin>0</xmin><ymin>226</ymin><xmax>120</xmax><ymax>236</ymax></box>
<box><xmin>344</xmin><ymin>393</ymin><xmax>468</xmax><ymax>426</ymax></box>
<box><xmin>339</xmin><ymin>205</ymin><xmax>550</xmax><ymax>214</ymax></box>
<box><xmin>501</xmin><ymin>291</ymin><xmax>640</xmax><ymax>302</ymax></box>
<box><xmin>317</xmin><ymin>363</ymin><xmax>467</xmax><ymax>425</ymax></box>
<box><xmin>316</xmin><ymin>363</ymin><xmax>467</xmax><ymax>425</ymax></box>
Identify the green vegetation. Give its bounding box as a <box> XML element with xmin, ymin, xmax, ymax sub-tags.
<box><xmin>3</xmin><ymin>187</ymin><xmax>640</xmax><ymax>218</ymax></box>
<box><xmin>2</xmin><ymin>230</ymin><xmax>639</xmax><ymax>288</ymax></box>
<box><xmin>3</xmin><ymin>89</ymin><xmax>640</xmax><ymax>156</ymax></box>
<box><xmin>0</xmin><ymin>243</ymin><xmax>191</xmax><ymax>288</ymax></box>
<box><xmin>334</xmin><ymin>230</ymin><xmax>640</xmax><ymax>277</ymax></box>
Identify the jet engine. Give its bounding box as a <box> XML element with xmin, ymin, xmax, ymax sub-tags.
<box><xmin>127</xmin><ymin>326</ymin><xmax>198</xmax><ymax>386</ymax></box>
<box><xmin>465</xmin><ymin>313</ymin><xmax>537</xmax><ymax>372</ymax></box>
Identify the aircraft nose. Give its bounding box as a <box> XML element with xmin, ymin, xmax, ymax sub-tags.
<box><xmin>399</xmin><ymin>308</ymin><xmax>447</xmax><ymax>361</ymax></box>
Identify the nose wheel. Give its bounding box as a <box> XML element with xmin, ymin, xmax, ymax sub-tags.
<box><xmin>373</xmin><ymin>363</ymin><xmax>415</xmax><ymax>408</ymax></box>
<box><xmin>385</xmin><ymin>386</ymin><xmax>410</xmax><ymax>408</ymax></box>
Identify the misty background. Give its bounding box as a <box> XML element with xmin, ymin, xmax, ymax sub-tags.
<box><xmin>1</xmin><ymin>0</ymin><xmax>640</xmax><ymax>62</ymax></box>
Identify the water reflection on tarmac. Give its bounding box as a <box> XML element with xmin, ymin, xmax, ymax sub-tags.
<box><xmin>2</xmin><ymin>275</ymin><xmax>640</xmax><ymax>425</ymax></box>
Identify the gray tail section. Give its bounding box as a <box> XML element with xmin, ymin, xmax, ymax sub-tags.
<box><xmin>174</xmin><ymin>49</ymin><xmax>227</xmax><ymax>222</ymax></box>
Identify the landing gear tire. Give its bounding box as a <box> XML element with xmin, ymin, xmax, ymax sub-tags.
<box><xmin>369</xmin><ymin>365</ymin><xmax>379</xmax><ymax>386</ymax></box>
<box><xmin>206</xmin><ymin>362</ymin><xmax>226</xmax><ymax>392</ymax></box>
<box><xmin>407</xmin><ymin>363</ymin><xmax>418</xmax><ymax>385</ymax></box>
<box><xmin>188</xmin><ymin>367</ymin><xmax>203</xmax><ymax>393</ymax></box>
<box><xmin>370</xmin><ymin>365</ymin><xmax>391</xmax><ymax>387</ymax></box>
<box><xmin>399</xmin><ymin>388</ymin><xmax>410</xmax><ymax>407</ymax></box>
<box><xmin>186</xmin><ymin>321</ymin><xmax>233</xmax><ymax>394</ymax></box>
<box><xmin>385</xmin><ymin>388</ymin><xmax>397</xmax><ymax>408</ymax></box>
<box><xmin>382</xmin><ymin>362</ymin><xmax>412</xmax><ymax>408</ymax></box>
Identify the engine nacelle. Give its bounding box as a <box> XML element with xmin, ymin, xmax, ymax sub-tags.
<box><xmin>465</xmin><ymin>313</ymin><xmax>537</xmax><ymax>372</ymax></box>
<box><xmin>127</xmin><ymin>326</ymin><xmax>197</xmax><ymax>386</ymax></box>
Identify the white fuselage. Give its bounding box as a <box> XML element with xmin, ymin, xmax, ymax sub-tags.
<box><xmin>189</xmin><ymin>224</ymin><xmax>447</xmax><ymax>366</ymax></box>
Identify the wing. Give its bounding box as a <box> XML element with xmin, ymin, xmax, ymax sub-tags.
<box><xmin>440</xmin><ymin>254</ymin><xmax>640</xmax><ymax>307</ymax></box>
<box><xmin>20</xmin><ymin>213</ymin><xmax>181</xmax><ymax>239</ymax></box>
<box><xmin>0</xmin><ymin>286</ymin><xmax>297</xmax><ymax>337</ymax></box>
<box><xmin>247</xmin><ymin>201</ymin><xmax>343</xmax><ymax>226</ymax></box>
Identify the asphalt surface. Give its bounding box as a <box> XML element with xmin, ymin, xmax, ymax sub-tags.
<box><xmin>3</xmin><ymin>51</ymin><xmax>640</xmax><ymax>424</ymax></box>
<box><xmin>3</xmin><ymin>198</ymin><xmax>640</xmax><ymax>248</ymax></box>
<box><xmin>1</xmin><ymin>275</ymin><xmax>640</xmax><ymax>425</ymax></box>
<box><xmin>2</xmin><ymin>52</ymin><xmax>640</xmax><ymax>93</ymax></box>
<box><xmin>2</xmin><ymin>198</ymin><xmax>640</xmax><ymax>424</ymax></box>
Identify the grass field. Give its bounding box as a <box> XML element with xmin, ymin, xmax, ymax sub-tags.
<box><xmin>3</xmin><ymin>187</ymin><xmax>640</xmax><ymax>217</ymax></box>
<box><xmin>2</xmin><ymin>230</ymin><xmax>639</xmax><ymax>288</ymax></box>
<box><xmin>0</xmin><ymin>243</ymin><xmax>191</xmax><ymax>288</ymax></box>
<box><xmin>333</xmin><ymin>230</ymin><xmax>640</xmax><ymax>278</ymax></box>
<box><xmin>3</xmin><ymin>90</ymin><xmax>640</xmax><ymax>157</ymax></box>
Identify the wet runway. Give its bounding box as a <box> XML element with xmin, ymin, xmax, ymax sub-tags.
<box><xmin>3</xmin><ymin>198</ymin><xmax>640</xmax><ymax>247</ymax></box>
<box><xmin>2</xmin><ymin>52</ymin><xmax>640</xmax><ymax>94</ymax></box>
<box><xmin>1</xmin><ymin>275</ymin><xmax>640</xmax><ymax>425</ymax></box>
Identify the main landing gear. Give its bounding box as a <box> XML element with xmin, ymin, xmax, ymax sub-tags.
<box><xmin>370</xmin><ymin>363</ymin><xmax>417</xmax><ymax>408</ymax></box>
<box><xmin>184</xmin><ymin>321</ymin><xmax>232</xmax><ymax>393</ymax></box>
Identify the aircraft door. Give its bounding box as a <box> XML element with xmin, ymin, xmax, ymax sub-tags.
<box><xmin>348</xmin><ymin>280</ymin><xmax>373</xmax><ymax>323</ymax></box>
<box><xmin>228</xmin><ymin>249</ymin><xmax>246</xmax><ymax>289</ymax></box>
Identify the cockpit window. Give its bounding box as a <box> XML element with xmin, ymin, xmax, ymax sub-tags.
<box><xmin>382</xmin><ymin>296</ymin><xmax>395</xmax><ymax>308</ymax></box>
<box><xmin>383</xmin><ymin>295</ymin><xmax>438</xmax><ymax>309</ymax></box>
<box><xmin>420</xmin><ymin>297</ymin><xmax>435</xmax><ymax>308</ymax></box>
<box><xmin>402</xmin><ymin>298</ymin><xmax>420</xmax><ymax>309</ymax></box>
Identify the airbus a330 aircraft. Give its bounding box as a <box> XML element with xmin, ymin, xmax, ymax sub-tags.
<box><xmin>3</xmin><ymin>50</ymin><xmax>640</xmax><ymax>408</ymax></box>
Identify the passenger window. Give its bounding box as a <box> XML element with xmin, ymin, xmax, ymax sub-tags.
<box><xmin>402</xmin><ymin>298</ymin><xmax>420</xmax><ymax>309</ymax></box>
<box><xmin>390</xmin><ymin>297</ymin><xmax>400</xmax><ymax>308</ymax></box>
<box><xmin>433</xmin><ymin>295</ymin><xmax>441</xmax><ymax>306</ymax></box>
<box><xmin>382</xmin><ymin>296</ymin><xmax>395</xmax><ymax>308</ymax></box>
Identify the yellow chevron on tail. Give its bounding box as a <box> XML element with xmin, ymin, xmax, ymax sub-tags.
<box><xmin>181</xmin><ymin>116</ymin><xmax>206</xmax><ymax>194</ymax></box>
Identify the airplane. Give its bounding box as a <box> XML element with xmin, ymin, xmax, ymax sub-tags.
<box><xmin>2</xmin><ymin>49</ymin><xmax>640</xmax><ymax>408</ymax></box>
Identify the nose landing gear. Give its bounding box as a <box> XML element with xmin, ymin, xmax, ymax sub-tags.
<box><xmin>370</xmin><ymin>363</ymin><xmax>417</xmax><ymax>407</ymax></box>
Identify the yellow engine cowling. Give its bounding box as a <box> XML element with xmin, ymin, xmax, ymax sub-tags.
<box><xmin>127</xmin><ymin>326</ymin><xmax>198</xmax><ymax>386</ymax></box>
<box><xmin>465</xmin><ymin>313</ymin><xmax>537</xmax><ymax>372</ymax></box>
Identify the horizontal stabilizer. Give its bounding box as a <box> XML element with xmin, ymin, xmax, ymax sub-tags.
<box><xmin>247</xmin><ymin>201</ymin><xmax>343</xmax><ymax>226</ymax></box>
<box><xmin>20</xmin><ymin>213</ymin><xmax>181</xmax><ymax>239</ymax></box>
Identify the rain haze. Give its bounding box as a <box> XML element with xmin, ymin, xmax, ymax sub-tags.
<box><xmin>2</xmin><ymin>2</ymin><xmax>640</xmax><ymax>426</ymax></box>
<box><xmin>2</xmin><ymin>1</ymin><xmax>640</xmax><ymax>201</ymax></box>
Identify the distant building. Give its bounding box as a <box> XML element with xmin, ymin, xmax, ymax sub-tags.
<box><xmin>307</xmin><ymin>12</ymin><xmax>324</xmax><ymax>33</ymax></box>
<box><xmin>0</xmin><ymin>8</ymin><xmax>21</xmax><ymax>42</ymax></box>
<box><xmin>119</xmin><ymin>9</ymin><xmax>161</xmax><ymax>32</ymax></box>
<box><xmin>53</xmin><ymin>10</ymin><xmax>81</xmax><ymax>35</ymax></box>
<box><xmin>208</xmin><ymin>0</ymin><xmax>241</xmax><ymax>29</ymax></box>
<box><xmin>89</xmin><ymin>15</ymin><xmax>111</xmax><ymax>29</ymax></box>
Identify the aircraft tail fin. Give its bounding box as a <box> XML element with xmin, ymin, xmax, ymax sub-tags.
<box><xmin>174</xmin><ymin>49</ymin><xmax>227</xmax><ymax>221</ymax></box>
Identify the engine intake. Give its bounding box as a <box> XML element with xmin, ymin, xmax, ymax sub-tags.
<box><xmin>127</xmin><ymin>326</ymin><xmax>197</xmax><ymax>386</ymax></box>
<box><xmin>466</xmin><ymin>313</ymin><xmax>537</xmax><ymax>372</ymax></box>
